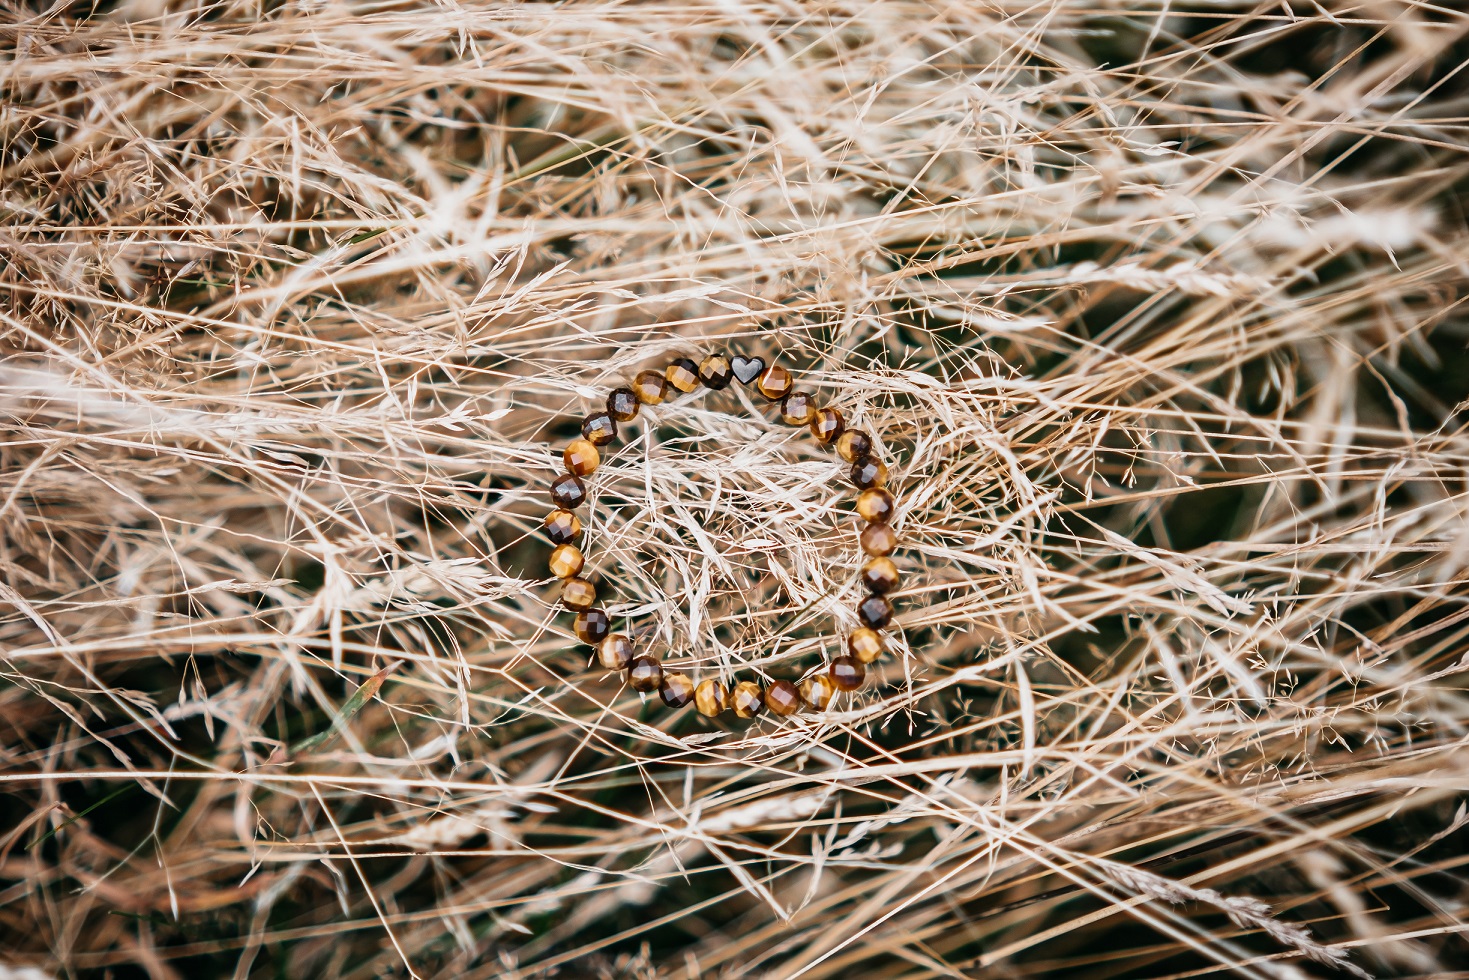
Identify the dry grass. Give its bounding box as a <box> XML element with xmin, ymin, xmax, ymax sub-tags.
<box><xmin>3</xmin><ymin>0</ymin><xmax>1469</xmax><ymax>977</ymax></box>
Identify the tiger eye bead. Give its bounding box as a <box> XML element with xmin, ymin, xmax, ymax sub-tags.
<box><xmin>764</xmin><ymin>679</ymin><xmax>802</xmax><ymax>716</ymax></box>
<box><xmin>829</xmin><ymin>655</ymin><xmax>865</xmax><ymax>691</ymax></box>
<box><xmin>581</xmin><ymin>412</ymin><xmax>617</xmax><ymax>447</ymax></box>
<box><xmin>548</xmin><ymin>544</ymin><xmax>585</xmax><ymax>579</ymax></box>
<box><xmin>800</xmin><ymin>673</ymin><xmax>836</xmax><ymax>711</ymax></box>
<box><xmin>543</xmin><ymin>509</ymin><xmax>581</xmax><ymax>545</ymax></box>
<box><xmin>563</xmin><ymin>438</ymin><xmax>600</xmax><ymax>476</ymax></box>
<box><xmin>860</xmin><ymin>522</ymin><xmax>898</xmax><ymax>556</ymax></box>
<box><xmin>574</xmin><ymin>608</ymin><xmax>610</xmax><ymax>644</ymax></box>
<box><xmin>597</xmin><ymin>633</ymin><xmax>634</xmax><ymax>670</ymax></box>
<box><xmin>561</xmin><ymin>576</ymin><xmax>597</xmax><ymax>610</ymax></box>
<box><xmin>836</xmin><ymin>430</ymin><xmax>872</xmax><ymax>463</ymax></box>
<box><xmin>857</xmin><ymin>594</ymin><xmax>894</xmax><ymax>629</ymax></box>
<box><xmin>855</xmin><ymin>487</ymin><xmax>895</xmax><ymax>523</ymax></box>
<box><xmin>847</xmin><ymin>627</ymin><xmax>885</xmax><ymax>663</ymax></box>
<box><xmin>607</xmin><ymin>386</ymin><xmax>640</xmax><ymax>422</ymax></box>
<box><xmin>756</xmin><ymin>363</ymin><xmax>794</xmax><ymax>401</ymax></box>
<box><xmin>659</xmin><ymin>672</ymin><xmax>695</xmax><ymax>708</ymax></box>
<box><xmin>861</xmin><ymin>556</ymin><xmax>900</xmax><ymax>594</ymax></box>
<box><xmin>550</xmin><ymin>473</ymin><xmax>587</xmax><ymax>509</ymax></box>
<box><xmin>665</xmin><ymin>358</ymin><xmax>701</xmax><ymax>393</ymax></box>
<box><xmin>731</xmin><ymin>681</ymin><xmax>764</xmax><ymax>718</ymax></box>
<box><xmin>851</xmin><ymin>457</ymin><xmax>888</xmax><ymax>490</ymax></box>
<box><xmin>694</xmin><ymin>678</ymin><xmax>728</xmax><ymax>717</ymax></box>
<box><xmin>810</xmin><ymin>407</ymin><xmax>844</xmax><ymax>444</ymax></box>
<box><xmin>628</xmin><ymin>656</ymin><xmax>663</xmax><ymax>692</ymax></box>
<box><xmin>780</xmin><ymin>391</ymin><xmax>816</xmax><ymax>426</ymax></box>
<box><xmin>698</xmin><ymin>353</ymin><xmax>733</xmax><ymax>390</ymax></box>
<box><xmin>633</xmin><ymin>370</ymin><xmax>669</xmax><ymax>405</ymax></box>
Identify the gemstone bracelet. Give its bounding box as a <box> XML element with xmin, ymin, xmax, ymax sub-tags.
<box><xmin>541</xmin><ymin>354</ymin><xmax>899</xmax><ymax>720</ymax></box>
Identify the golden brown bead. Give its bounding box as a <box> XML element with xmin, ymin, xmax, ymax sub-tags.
<box><xmin>855</xmin><ymin>487</ymin><xmax>895</xmax><ymax>523</ymax></box>
<box><xmin>550</xmin><ymin>473</ymin><xmax>586</xmax><ymax>509</ymax></box>
<box><xmin>851</xmin><ymin>457</ymin><xmax>888</xmax><ymax>490</ymax></box>
<box><xmin>665</xmin><ymin>358</ymin><xmax>700</xmax><ymax>393</ymax></box>
<box><xmin>563</xmin><ymin>438</ymin><xmax>600</xmax><ymax>476</ymax></box>
<box><xmin>756</xmin><ymin>363</ymin><xmax>793</xmax><ymax>401</ymax></box>
<box><xmin>607</xmin><ymin>386</ymin><xmax>640</xmax><ymax>421</ymax></box>
<box><xmin>800</xmin><ymin>673</ymin><xmax>836</xmax><ymax>711</ymax></box>
<box><xmin>548</xmin><ymin>543</ymin><xmax>585</xmax><ymax>579</ymax></box>
<box><xmin>633</xmin><ymin>370</ymin><xmax>669</xmax><ymax>405</ymax></box>
<box><xmin>698</xmin><ymin>353</ymin><xmax>733</xmax><ymax>390</ymax></box>
<box><xmin>694</xmin><ymin>678</ymin><xmax>728</xmax><ymax>717</ymax></box>
<box><xmin>829</xmin><ymin>655</ymin><xmax>865</xmax><ymax>691</ymax></box>
<box><xmin>861</xmin><ymin>556</ymin><xmax>900</xmax><ymax>594</ymax></box>
<box><xmin>561</xmin><ymin>576</ymin><xmax>597</xmax><ymax>610</ymax></box>
<box><xmin>660</xmin><ymin>672</ymin><xmax>695</xmax><ymax>708</ymax></box>
<box><xmin>836</xmin><ymin>429</ymin><xmax>873</xmax><ymax>463</ymax></box>
<box><xmin>847</xmin><ymin>627</ymin><xmax>885</xmax><ymax>664</ymax></box>
<box><xmin>543</xmin><ymin>508</ymin><xmax>582</xmax><ymax>545</ymax></box>
<box><xmin>574</xmin><ymin>608</ymin><xmax>610</xmax><ymax>644</ymax></box>
<box><xmin>780</xmin><ymin>391</ymin><xmax>816</xmax><ymax>426</ymax></box>
<box><xmin>731</xmin><ymin>680</ymin><xmax>764</xmax><ymax>718</ymax></box>
<box><xmin>857</xmin><ymin>594</ymin><xmax>893</xmax><ymax>629</ymax></box>
<box><xmin>810</xmin><ymin>407</ymin><xmax>844</xmax><ymax>444</ymax></box>
<box><xmin>628</xmin><ymin>655</ymin><xmax>662</xmax><ymax>692</ymax></box>
<box><xmin>597</xmin><ymin>633</ymin><xmax>634</xmax><ymax>670</ymax></box>
<box><xmin>764</xmin><ymin>679</ymin><xmax>802</xmax><ymax>716</ymax></box>
<box><xmin>860</xmin><ymin>522</ymin><xmax>898</xmax><ymax>556</ymax></box>
<box><xmin>581</xmin><ymin>411</ymin><xmax>617</xmax><ymax>447</ymax></box>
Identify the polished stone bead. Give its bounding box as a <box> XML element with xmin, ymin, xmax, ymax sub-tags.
<box><xmin>851</xmin><ymin>457</ymin><xmax>888</xmax><ymax>490</ymax></box>
<box><xmin>780</xmin><ymin>391</ymin><xmax>816</xmax><ymax>426</ymax></box>
<box><xmin>544</xmin><ymin>508</ymin><xmax>582</xmax><ymax>545</ymax></box>
<box><xmin>764</xmin><ymin>679</ymin><xmax>802</xmax><ymax>716</ymax></box>
<box><xmin>598</xmin><ymin>633</ymin><xmax>634</xmax><ymax>670</ymax></box>
<box><xmin>731</xmin><ymin>680</ymin><xmax>764</xmax><ymax>718</ymax></box>
<box><xmin>847</xmin><ymin>627</ymin><xmax>885</xmax><ymax>663</ymax></box>
<box><xmin>628</xmin><ymin>655</ymin><xmax>663</xmax><ymax>692</ymax></box>
<box><xmin>633</xmin><ymin>370</ymin><xmax>669</xmax><ymax>405</ymax></box>
<box><xmin>800</xmin><ymin>673</ymin><xmax>835</xmax><ymax>711</ymax></box>
<box><xmin>660</xmin><ymin>672</ymin><xmax>695</xmax><ymax>708</ymax></box>
<box><xmin>548</xmin><ymin>543</ymin><xmax>584</xmax><ymax>579</ymax></box>
<box><xmin>730</xmin><ymin>354</ymin><xmax>764</xmax><ymax>385</ymax></box>
<box><xmin>698</xmin><ymin>353</ymin><xmax>733</xmax><ymax>390</ymax></box>
<box><xmin>810</xmin><ymin>407</ymin><xmax>844</xmax><ymax>444</ymax></box>
<box><xmin>564</xmin><ymin>438</ymin><xmax>600</xmax><ymax>476</ymax></box>
<box><xmin>857</xmin><ymin>594</ymin><xmax>894</xmax><ymax>629</ymax></box>
<box><xmin>581</xmin><ymin>411</ymin><xmax>617</xmax><ymax>447</ymax></box>
<box><xmin>855</xmin><ymin>487</ymin><xmax>895</xmax><ymax>523</ymax></box>
<box><xmin>860</xmin><ymin>521</ymin><xmax>898</xmax><ymax>556</ymax></box>
<box><xmin>574</xmin><ymin>608</ymin><xmax>610</xmax><ymax>644</ymax></box>
<box><xmin>607</xmin><ymin>386</ymin><xmax>640</xmax><ymax>422</ymax></box>
<box><xmin>861</xmin><ymin>556</ymin><xmax>899</xmax><ymax>594</ymax></box>
<box><xmin>561</xmin><ymin>576</ymin><xmax>597</xmax><ymax>610</ymax></box>
<box><xmin>836</xmin><ymin>429</ymin><xmax>872</xmax><ymax>463</ymax></box>
<box><xmin>756</xmin><ymin>363</ymin><xmax>793</xmax><ymax>401</ymax></box>
<box><xmin>829</xmin><ymin>655</ymin><xmax>865</xmax><ymax>691</ymax></box>
<box><xmin>665</xmin><ymin>358</ymin><xmax>700</xmax><ymax>393</ymax></box>
<box><xmin>694</xmin><ymin>678</ymin><xmax>728</xmax><ymax>717</ymax></box>
<box><xmin>550</xmin><ymin>473</ymin><xmax>587</xmax><ymax>509</ymax></box>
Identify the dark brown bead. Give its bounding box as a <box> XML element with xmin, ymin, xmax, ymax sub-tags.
<box><xmin>564</xmin><ymin>438</ymin><xmax>600</xmax><ymax>476</ymax></box>
<box><xmin>860</xmin><ymin>522</ymin><xmax>898</xmax><ymax>556</ymax></box>
<box><xmin>665</xmin><ymin>358</ymin><xmax>700</xmax><ymax>393</ymax></box>
<box><xmin>810</xmin><ymin>407</ymin><xmax>844</xmax><ymax>444</ymax></box>
<box><xmin>764</xmin><ymin>679</ymin><xmax>802</xmax><ymax>716</ymax></box>
<box><xmin>561</xmin><ymin>576</ymin><xmax>597</xmax><ymax>610</ymax></box>
<box><xmin>855</xmin><ymin>487</ymin><xmax>895</xmax><ymax>523</ymax></box>
<box><xmin>800</xmin><ymin>673</ymin><xmax>836</xmax><ymax>711</ymax></box>
<box><xmin>756</xmin><ymin>363</ymin><xmax>793</xmax><ymax>401</ymax></box>
<box><xmin>628</xmin><ymin>655</ymin><xmax>663</xmax><ymax>692</ymax></box>
<box><xmin>581</xmin><ymin>411</ymin><xmax>617</xmax><ymax>447</ymax></box>
<box><xmin>780</xmin><ymin>391</ymin><xmax>816</xmax><ymax>426</ymax></box>
<box><xmin>847</xmin><ymin>628</ymin><xmax>885</xmax><ymax>664</ymax></box>
<box><xmin>836</xmin><ymin>429</ymin><xmax>872</xmax><ymax>463</ymax></box>
<box><xmin>829</xmin><ymin>655</ymin><xmax>865</xmax><ymax>692</ymax></box>
<box><xmin>548</xmin><ymin>543</ymin><xmax>585</xmax><ymax>579</ymax></box>
<box><xmin>607</xmin><ymin>386</ymin><xmax>640</xmax><ymax>421</ymax></box>
<box><xmin>731</xmin><ymin>681</ymin><xmax>764</xmax><ymax>718</ymax></box>
<box><xmin>598</xmin><ymin>633</ymin><xmax>634</xmax><ymax>670</ymax></box>
<box><xmin>659</xmin><ymin>672</ymin><xmax>695</xmax><ymax>708</ymax></box>
<box><xmin>694</xmin><ymin>678</ymin><xmax>728</xmax><ymax>716</ymax></box>
<box><xmin>861</xmin><ymin>556</ymin><xmax>900</xmax><ymax>594</ymax></box>
<box><xmin>574</xmin><ymin>608</ymin><xmax>610</xmax><ymax>644</ymax></box>
<box><xmin>633</xmin><ymin>370</ymin><xmax>669</xmax><ymax>405</ymax></box>
<box><xmin>550</xmin><ymin>473</ymin><xmax>586</xmax><ymax>509</ymax></box>
<box><xmin>857</xmin><ymin>594</ymin><xmax>893</xmax><ymax>629</ymax></box>
<box><xmin>851</xmin><ymin>457</ymin><xmax>888</xmax><ymax>490</ymax></box>
<box><xmin>698</xmin><ymin>353</ymin><xmax>733</xmax><ymax>390</ymax></box>
<box><xmin>544</xmin><ymin>509</ymin><xmax>581</xmax><ymax>545</ymax></box>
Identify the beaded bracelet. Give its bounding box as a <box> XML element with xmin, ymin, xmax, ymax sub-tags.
<box><xmin>542</xmin><ymin>353</ymin><xmax>900</xmax><ymax>721</ymax></box>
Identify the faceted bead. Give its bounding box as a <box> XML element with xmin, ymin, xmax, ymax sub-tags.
<box><xmin>836</xmin><ymin>430</ymin><xmax>872</xmax><ymax>463</ymax></box>
<box><xmin>800</xmin><ymin>673</ymin><xmax>836</xmax><ymax>711</ymax></box>
<box><xmin>851</xmin><ymin>457</ymin><xmax>888</xmax><ymax>490</ymax></box>
<box><xmin>607</xmin><ymin>386</ymin><xmax>641</xmax><ymax>422</ymax></box>
<box><xmin>597</xmin><ymin>633</ymin><xmax>634</xmax><ymax>670</ymax></box>
<box><xmin>731</xmin><ymin>681</ymin><xmax>764</xmax><ymax>719</ymax></box>
<box><xmin>563</xmin><ymin>438</ymin><xmax>600</xmax><ymax>476</ymax></box>
<box><xmin>550</xmin><ymin>473</ymin><xmax>586</xmax><ymax>509</ymax></box>
<box><xmin>810</xmin><ymin>407</ymin><xmax>844</xmax><ymax>444</ymax></box>
<box><xmin>857</xmin><ymin>594</ymin><xmax>894</xmax><ymax>629</ymax></box>
<box><xmin>694</xmin><ymin>678</ymin><xmax>728</xmax><ymax>717</ymax></box>
<box><xmin>574</xmin><ymin>608</ymin><xmax>610</xmax><ymax>644</ymax></box>
<box><xmin>860</xmin><ymin>522</ymin><xmax>898</xmax><ymax>556</ymax></box>
<box><xmin>633</xmin><ymin>370</ymin><xmax>669</xmax><ymax>405</ymax></box>
<box><xmin>861</xmin><ymin>556</ymin><xmax>900</xmax><ymax>594</ymax></box>
<box><xmin>848</xmin><ymin>627</ymin><xmax>885</xmax><ymax>663</ymax></box>
<box><xmin>544</xmin><ymin>509</ymin><xmax>582</xmax><ymax>545</ymax></box>
<box><xmin>628</xmin><ymin>656</ymin><xmax>663</xmax><ymax>692</ymax></box>
<box><xmin>665</xmin><ymin>358</ymin><xmax>700</xmax><ymax>393</ymax></box>
<box><xmin>829</xmin><ymin>655</ymin><xmax>865</xmax><ymax>691</ymax></box>
<box><xmin>698</xmin><ymin>353</ymin><xmax>733</xmax><ymax>390</ymax></box>
<box><xmin>581</xmin><ymin>411</ymin><xmax>617</xmax><ymax>447</ymax></box>
<box><xmin>780</xmin><ymin>391</ymin><xmax>815</xmax><ymax>426</ymax></box>
<box><xmin>548</xmin><ymin>543</ymin><xmax>585</xmax><ymax>579</ymax></box>
<box><xmin>561</xmin><ymin>576</ymin><xmax>597</xmax><ymax>610</ymax></box>
<box><xmin>855</xmin><ymin>487</ymin><xmax>895</xmax><ymax>523</ymax></box>
<box><xmin>756</xmin><ymin>363</ymin><xmax>793</xmax><ymax>401</ymax></box>
<box><xmin>659</xmin><ymin>672</ymin><xmax>695</xmax><ymax>708</ymax></box>
<box><xmin>764</xmin><ymin>679</ymin><xmax>802</xmax><ymax>716</ymax></box>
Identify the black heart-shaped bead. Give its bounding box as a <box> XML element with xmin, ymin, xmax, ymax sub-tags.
<box><xmin>730</xmin><ymin>354</ymin><xmax>765</xmax><ymax>385</ymax></box>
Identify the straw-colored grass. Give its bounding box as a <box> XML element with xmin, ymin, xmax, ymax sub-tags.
<box><xmin>3</xmin><ymin>1</ymin><xmax>1468</xmax><ymax>977</ymax></box>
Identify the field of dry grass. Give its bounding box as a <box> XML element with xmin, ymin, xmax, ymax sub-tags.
<box><xmin>4</xmin><ymin>1</ymin><xmax>1469</xmax><ymax>978</ymax></box>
